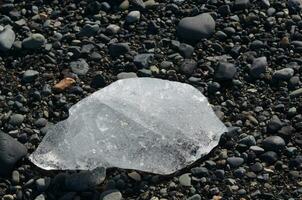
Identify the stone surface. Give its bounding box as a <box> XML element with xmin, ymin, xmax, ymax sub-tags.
<box><xmin>126</xmin><ymin>11</ymin><xmax>141</xmax><ymax>24</ymax></box>
<box><xmin>22</xmin><ymin>33</ymin><xmax>46</xmax><ymax>49</ymax></box>
<box><xmin>29</xmin><ymin>78</ymin><xmax>227</xmax><ymax>174</ymax></box>
<box><xmin>262</xmin><ymin>136</ymin><xmax>286</xmax><ymax>151</ymax></box>
<box><xmin>250</xmin><ymin>57</ymin><xmax>267</xmax><ymax>78</ymax></box>
<box><xmin>64</xmin><ymin>167</ymin><xmax>106</xmax><ymax>191</ymax></box>
<box><xmin>70</xmin><ymin>59</ymin><xmax>89</xmax><ymax>75</ymax></box>
<box><xmin>0</xmin><ymin>131</ymin><xmax>27</xmax><ymax>176</ymax></box>
<box><xmin>214</xmin><ymin>62</ymin><xmax>237</xmax><ymax>81</ymax></box>
<box><xmin>0</xmin><ymin>27</ymin><xmax>15</xmax><ymax>51</ymax></box>
<box><xmin>177</xmin><ymin>13</ymin><xmax>215</xmax><ymax>42</ymax></box>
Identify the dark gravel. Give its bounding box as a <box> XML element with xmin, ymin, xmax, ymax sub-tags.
<box><xmin>0</xmin><ymin>0</ymin><xmax>302</xmax><ymax>199</ymax></box>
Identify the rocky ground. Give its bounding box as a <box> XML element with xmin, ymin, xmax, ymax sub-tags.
<box><xmin>0</xmin><ymin>0</ymin><xmax>302</xmax><ymax>199</ymax></box>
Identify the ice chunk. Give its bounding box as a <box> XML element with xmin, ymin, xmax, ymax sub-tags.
<box><xmin>29</xmin><ymin>78</ymin><xmax>227</xmax><ymax>174</ymax></box>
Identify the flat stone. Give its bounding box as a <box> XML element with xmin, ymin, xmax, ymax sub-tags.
<box><xmin>273</xmin><ymin>68</ymin><xmax>294</xmax><ymax>81</ymax></box>
<box><xmin>250</xmin><ymin>57</ymin><xmax>267</xmax><ymax>78</ymax></box>
<box><xmin>109</xmin><ymin>43</ymin><xmax>130</xmax><ymax>57</ymax></box>
<box><xmin>70</xmin><ymin>59</ymin><xmax>89</xmax><ymax>75</ymax></box>
<box><xmin>0</xmin><ymin>131</ymin><xmax>27</xmax><ymax>176</ymax></box>
<box><xmin>22</xmin><ymin>33</ymin><xmax>46</xmax><ymax>49</ymax></box>
<box><xmin>117</xmin><ymin>72</ymin><xmax>138</xmax><ymax>80</ymax></box>
<box><xmin>177</xmin><ymin>13</ymin><xmax>215</xmax><ymax>42</ymax></box>
<box><xmin>180</xmin><ymin>59</ymin><xmax>197</xmax><ymax>75</ymax></box>
<box><xmin>126</xmin><ymin>11</ymin><xmax>140</xmax><ymax>23</ymax></box>
<box><xmin>290</xmin><ymin>88</ymin><xmax>302</xmax><ymax>98</ymax></box>
<box><xmin>0</xmin><ymin>27</ymin><xmax>15</xmax><ymax>51</ymax></box>
<box><xmin>65</xmin><ymin>167</ymin><xmax>106</xmax><ymax>191</ymax></box>
<box><xmin>133</xmin><ymin>53</ymin><xmax>154</xmax><ymax>68</ymax></box>
<box><xmin>9</xmin><ymin>114</ymin><xmax>24</xmax><ymax>126</ymax></box>
<box><xmin>179</xmin><ymin>173</ymin><xmax>191</xmax><ymax>186</ymax></box>
<box><xmin>100</xmin><ymin>190</ymin><xmax>122</xmax><ymax>200</ymax></box>
<box><xmin>262</xmin><ymin>136</ymin><xmax>286</xmax><ymax>151</ymax></box>
<box><xmin>214</xmin><ymin>62</ymin><xmax>237</xmax><ymax>81</ymax></box>
<box><xmin>227</xmin><ymin>157</ymin><xmax>244</xmax><ymax>168</ymax></box>
<box><xmin>78</xmin><ymin>24</ymin><xmax>99</xmax><ymax>37</ymax></box>
<box><xmin>22</xmin><ymin>70</ymin><xmax>39</xmax><ymax>83</ymax></box>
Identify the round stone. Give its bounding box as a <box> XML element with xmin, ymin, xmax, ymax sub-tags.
<box><xmin>126</xmin><ymin>11</ymin><xmax>140</xmax><ymax>23</ymax></box>
<box><xmin>262</xmin><ymin>136</ymin><xmax>286</xmax><ymax>151</ymax></box>
<box><xmin>177</xmin><ymin>13</ymin><xmax>215</xmax><ymax>42</ymax></box>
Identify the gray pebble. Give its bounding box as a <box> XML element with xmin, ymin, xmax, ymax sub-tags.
<box><xmin>0</xmin><ymin>27</ymin><xmax>15</xmax><ymax>51</ymax></box>
<box><xmin>126</xmin><ymin>11</ymin><xmax>140</xmax><ymax>23</ymax></box>
<box><xmin>70</xmin><ymin>59</ymin><xmax>89</xmax><ymax>75</ymax></box>
<box><xmin>179</xmin><ymin>173</ymin><xmax>191</xmax><ymax>186</ymax></box>
<box><xmin>22</xmin><ymin>33</ymin><xmax>46</xmax><ymax>49</ymax></box>
<box><xmin>177</xmin><ymin>13</ymin><xmax>215</xmax><ymax>42</ymax></box>
<box><xmin>23</xmin><ymin>70</ymin><xmax>39</xmax><ymax>83</ymax></box>
<box><xmin>100</xmin><ymin>190</ymin><xmax>122</xmax><ymax>200</ymax></box>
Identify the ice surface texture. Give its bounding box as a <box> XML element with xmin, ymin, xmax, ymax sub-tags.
<box><xmin>30</xmin><ymin>78</ymin><xmax>227</xmax><ymax>174</ymax></box>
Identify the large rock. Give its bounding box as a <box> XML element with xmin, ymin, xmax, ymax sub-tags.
<box><xmin>0</xmin><ymin>27</ymin><xmax>15</xmax><ymax>51</ymax></box>
<box><xmin>109</xmin><ymin>43</ymin><xmax>130</xmax><ymax>58</ymax></box>
<box><xmin>0</xmin><ymin>131</ymin><xmax>27</xmax><ymax>176</ymax></box>
<box><xmin>177</xmin><ymin>13</ymin><xmax>215</xmax><ymax>42</ymax></box>
<box><xmin>29</xmin><ymin>78</ymin><xmax>227</xmax><ymax>175</ymax></box>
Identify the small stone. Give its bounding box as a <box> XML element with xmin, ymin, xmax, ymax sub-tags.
<box><xmin>2</xmin><ymin>195</ymin><xmax>14</xmax><ymax>200</ymax></box>
<box><xmin>53</xmin><ymin>78</ymin><xmax>76</xmax><ymax>92</ymax></box>
<box><xmin>177</xmin><ymin>13</ymin><xmax>215</xmax><ymax>42</ymax></box>
<box><xmin>70</xmin><ymin>59</ymin><xmax>89</xmax><ymax>75</ymax></box>
<box><xmin>0</xmin><ymin>27</ymin><xmax>15</xmax><ymax>51</ymax></box>
<box><xmin>262</xmin><ymin>136</ymin><xmax>286</xmax><ymax>151</ymax></box>
<box><xmin>290</xmin><ymin>88</ymin><xmax>302</xmax><ymax>98</ymax></box>
<box><xmin>128</xmin><ymin>171</ymin><xmax>141</xmax><ymax>181</ymax></box>
<box><xmin>187</xmin><ymin>194</ymin><xmax>201</xmax><ymax>200</ymax></box>
<box><xmin>22</xmin><ymin>70</ymin><xmax>39</xmax><ymax>83</ymax></box>
<box><xmin>126</xmin><ymin>11</ymin><xmax>140</xmax><ymax>23</ymax></box>
<box><xmin>239</xmin><ymin>135</ymin><xmax>256</xmax><ymax>147</ymax></box>
<box><xmin>0</xmin><ymin>131</ymin><xmax>27</xmax><ymax>176</ymax></box>
<box><xmin>9</xmin><ymin>114</ymin><xmax>24</xmax><ymax>126</ymax></box>
<box><xmin>65</xmin><ymin>167</ymin><xmax>106</xmax><ymax>191</ymax></box>
<box><xmin>214</xmin><ymin>62</ymin><xmax>237</xmax><ymax>81</ymax></box>
<box><xmin>288</xmin><ymin>0</ymin><xmax>302</xmax><ymax>13</ymax></box>
<box><xmin>133</xmin><ymin>53</ymin><xmax>154</xmax><ymax>68</ymax></box>
<box><xmin>22</xmin><ymin>33</ymin><xmax>46</xmax><ymax>49</ymax></box>
<box><xmin>34</xmin><ymin>194</ymin><xmax>45</xmax><ymax>200</ymax></box>
<box><xmin>234</xmin><ymin>167</ymin><xmax>246</xmax><ymax>178</ymax></box>
<box><xmin>250</xmin><ymin>57</ymin><xmax>267</xmax><ymax>78</ymax></box>
<box><xmin>191</xmin><ymin>167</ymin><xmax>209</xmax><ymax>177</ymax></box>
<box><xmin>234</xmin><ymin>0</ymin><xmax>251</xmax><ymax>10</ymax></box>
<box><xmin>179</xmin><ymin>173</ymin><xmax>191</xmax><ymax>186</ymax></box>
<box><xmin>250</xmin><ymin>162</ymin><xmax>263</xmax><ymax>172</ymax></box>
<box><xmin>179</xmin><ymin>43</ymin><xmax>194</xmax><ymax>58</ymax></box>
<box><xmin>106</xmin><ymin>24</ymin><xmax>120</xmax><ymax>34</ymax></box>
<box><xmin>91</xmin><ymin>72</ymin><xmax>107</xmax><ymax>89</ymax></box>
<box><xmin>119</xmin><ymin>0</ymin><xmax>130</xmax><ymax>10</ymax></box>
<box><xmin>100</xmin><ymin>190</ymin><xmax>122</xmax><ymax>200</ymax></box>
<box><xmin>273</xmin><ymin>68</ymin><xmax>294</xmax><ymax>81</ymax></box>
<box><xmin>267</xmin><ymin>115</ymin><xmax>282</xmax><ymax>133</ymax></box>
<box><xmin>260</xmin><ymin>151</ymin><xmax>278</xmax><ymax>164</ymax></box>
<box><xmin>109</xmin><ymin>43</ymin><xmax>130</xmax><ymax>57</ymax></box>
<box><xmin>250</xmin><ymin>146</ymin><xmax>265</xmax><ymax>154</ymax></box>
<box><xmin>129</xmin><ymin>0</ymin><xmax>145</xmax><ymax>9</ymax></box>
<box><xmin>12</xmin><ymin>170</ymin><xmax>20</xmax><ymax>184</ymax></box>
<box><xmin>36</xmin><ymin>178</ymin><xmax>51</xmax><ymax>192</ymax></box>
<box><xmin>117</xmin><ymin>72</ymin><xmax>138</xmax><ymax>80</ymax></box>
<box><xmin>78</xmin><ymin>24</ymin><xmax>99</xmax><ymax>37</ymax></box>
<box><xmin>227</xmin><ymin>157</ymin><xmax>244</xmax><ymax>168</ymax></box>
<box><xmin>180</xmin><ymin>59</ymin><xmax>197</xmax><ymax>75</ymax></box>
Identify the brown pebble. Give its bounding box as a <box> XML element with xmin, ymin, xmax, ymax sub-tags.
<box><xmin>53</xmin><ymin>78</ymin><xmax>75</xmax><ymax>91</ymax></box>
